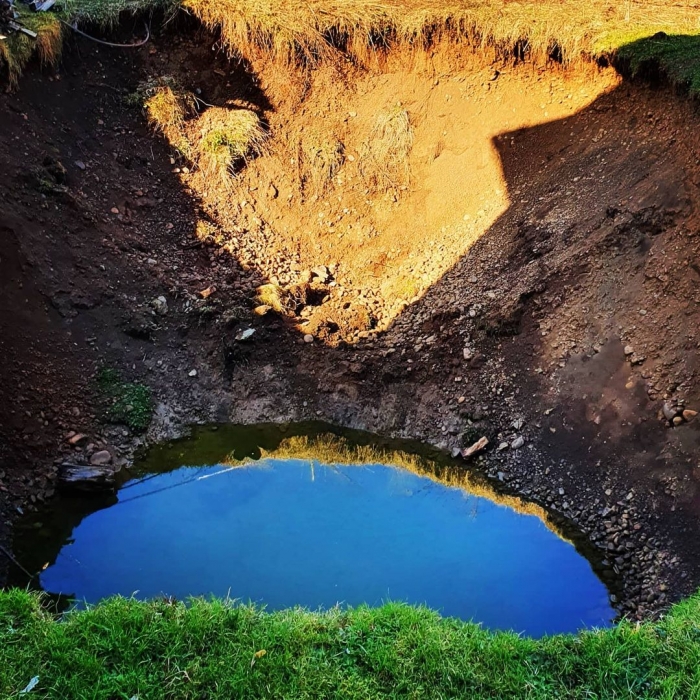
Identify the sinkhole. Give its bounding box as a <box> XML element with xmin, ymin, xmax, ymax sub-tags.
<box><xmin>12</xmin><ymin>423</ymin><xmax>616</xmax><ymax>637</ymax></box>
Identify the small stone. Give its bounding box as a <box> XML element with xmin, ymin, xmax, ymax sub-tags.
<box><xmin>90</xmin><ymin>450</ymin><xmax>112</xmax><ymax>466</ymax></box>
<box><xmin>75</xmin><ymin>160</ymin><xmax>86</xmax><ymax>170</ymax></box>
<box><xmin>151</xmin><ymin>296</ymin><xmax>168</xmax><ymax>315</ymax></box>
<box><xmin>188</xmin><ymin>369</ymin><xmax>197</xmax><ymax>377</ymax></box>
<box><xmin>558</xmin><ymin>487</ymin><xmax>565</xmax><ymax>496</ymax></box>
<box><xmin>68</xmin><ymin>433</ymin><xmax>87</xmax><ymax>446</ymax></box>
<box><xmin>462</xmin><ymin>436</ymin><xmax>489</xmax><ymax>458</ymax></box>
<box><xmin>510</xmin><ymin>436</ymin><xmax>525</xmax><ymax>449</ymax></box>
<box><xmin>497</xmin><ymin>471</ymin><xmax>505</xmax><ymax>481</ymax></box>
<box><xmin>235</xmin><ymin>328</ymin><xmax>256</xmax><ymax>341</ymax></box>
<box><xmin>304</xmin><ymin>334</ymin><xmax>314</xmax><ymax>343</ymax></box>
<box><xmin>310</xmin><ymin>266</ymin><xmax>331</xmax><ymax>283</ymax></box>
<box><xmin>254</xmin><ymin>305</ymin><xmax>271</xmax><ymax>316</ymax></box>
<box><xmin>682</xmin><ymin>409</ymin><xmax>697</xmax><ymax>422</ymax></box>
<box><xmin>498</xmin><ymin>442</ymin><xmax>509</xmax><ymax>451</ymax></box>
<box><xmin>673</xmin><ymin>416</ymin><xmax>683</xmax><ymax>426</ymax></box>
<box><xmin>662</xmin><ymin>402</ymin><xmax>677</xmax><ymax>421</ymax></box>
<box><xmin>462</xmin><ymin>348</ymin><xmax>473</xmax><ymax>360</ymax></box>
<box><xmin>110</xmin><ymin>207</ymin><xmax>119</xmax><ymax>215</ymax></box>
<box><xmin>623</xmin><ymin>345</ymin><xmax>634</xmax><ymax>356</ymax></box>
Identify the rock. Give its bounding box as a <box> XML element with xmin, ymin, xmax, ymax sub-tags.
<box><xmin>75</xmin><ymin>160</ymin><xmax>86</xmax><ymax>170</ymax></box>
<box><xmin>58</xmin><ymin>464</ymin><xmax>116</xmax><ymax>493</ymax></box>
<box><xmin>662</xmin><ymin>402</ymin><xmax>677</xmax><ymax>421</ymax></box>
<box><xmin>451</xmin><ymin>447</ymin><xmax>461</xmax><ymax>458</ymax></box>
<box><xmin>624</xmin><ymin>345</ymin><xmax>634</xmax><ymax>356</ymax></box>
<box><xmin>68</xmin><ymin>433</ymin><xmax>87</xmax><ymax>446</ymax></box>
<box><xmin>311</xmin><ymin>266</ymin><xmax>331</xmax><ymax>284</ymax></box>
<box><xmin>188</xmin><ymin>369</ymin><xmax>198</xmax><ymax>377</ymax></box>
<box><xmin>89</xmin><ymin>450</ymin><xmax>112</xmax><ymax>466</ymax></box>
<box><xmin>498</xmin><ymin>442</ymin><xmax>509</xmax><ymax>451</ymax></box>
<box><xmin>235</xmin><ymin>328</ymin><xmax>256</xmax><ymax>341</ymax></box>
<box><xmin>304</xmin><ymin>334</ymin><xmax>314</xmax><ymax>343</ymax></box>
<box><xmin>461</xmin><ymin>436</ymin><xmax>489</xmax><ymax>458</ymax></box>
<box><xmin>683</xmin><ymin>409</ymin><xmax>697</xmax><ymax>422</ymax></box>
<box><xmin>510</xmin><ymin>436</ymin><xmax>525</xmax><ymax>449</ymax></box>
<box><xmin>254</xmin><ymin>305</ymin><xmax>271</xmax><ymax>316</ymax></box>
<box><xmin>150</xmin><ymin>296</ymin><xmax>168</xmax><ymax>315</ymax></box>
<box><xmin>673</xmin><ymin>416</ymin><xmax>683</xmax><ymax>426</ymax></box>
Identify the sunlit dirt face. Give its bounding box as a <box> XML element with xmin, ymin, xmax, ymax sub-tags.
<box><xmin>164</xmin><ymin>52</ymin><xmax>619</xmax><ymax>343</ymax></box>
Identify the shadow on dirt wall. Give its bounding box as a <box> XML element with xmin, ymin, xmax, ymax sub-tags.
<box><xmin>382</xmin><ymin>39</ymin><xmax>700</xmax><ymax>525</ymax></box>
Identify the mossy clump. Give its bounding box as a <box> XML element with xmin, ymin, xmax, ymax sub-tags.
<box><xmin>97</xmin><ymin>367</ymin><xmax>153</xmax><ymax>433</ymax></box>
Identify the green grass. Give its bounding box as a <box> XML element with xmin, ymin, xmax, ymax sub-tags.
<box><xmin>97</xmin><ymin>367</ymin><xmax>153</xmax><ymax>433</ymax></box>
<box><xmin>2</xmin><ymin>589</ymin><xmax>700</xmax><ymax>699</ymax></box>
<box><xmin>618</xmin><ymin>34</ymin><xmax>700</xmax><ymax>96</ymax></box>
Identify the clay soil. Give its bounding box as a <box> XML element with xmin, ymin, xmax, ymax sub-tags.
<box><xmin>1</xmin><ymin>23</ymin><xmax>700</xmax><ymax>620</ymax></box>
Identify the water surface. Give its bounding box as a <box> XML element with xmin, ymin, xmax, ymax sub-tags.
<box><xmin>14</xmin><ymin>425</ymin><xmax>615</xmax><ymax>637</ymax></box>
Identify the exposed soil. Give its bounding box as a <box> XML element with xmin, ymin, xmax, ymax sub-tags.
<box><xmin>1</xmin><ymin>23</ymin><xmax>699</xmax><ymax>620</ymax></box>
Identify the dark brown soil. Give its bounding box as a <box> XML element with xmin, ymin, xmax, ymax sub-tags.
<box><xmin>1</xmin><ymin>24</ymin><xmax>699</xmax><ymax>620</ymax></box>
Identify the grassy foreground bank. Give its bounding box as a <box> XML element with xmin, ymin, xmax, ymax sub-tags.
<box><xmin>2</xmin><ymin>590</ymin><xmax>700</xmax><ymax>699</ymax></box>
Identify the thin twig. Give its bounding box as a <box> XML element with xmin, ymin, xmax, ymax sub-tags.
<box><xmin>0</xmin><ymin>544</ymin><xmax>34</xmax><ymax>579</ymax></box>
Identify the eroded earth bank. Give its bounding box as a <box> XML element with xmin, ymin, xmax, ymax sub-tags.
<box><xmin>1</xmin><ymin>24</ymin><xmax>699</xmax><ymax>621</ymax></box>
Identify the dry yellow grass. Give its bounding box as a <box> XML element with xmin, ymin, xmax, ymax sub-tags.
<box><xmin>184</xmin><ymin>0</ymin><xmax>700</xmax><ymax>65</ymax></box>
<box><xmin>299</xmin><ymin>128</ymin><xmax>345</xmax><ymax>196</ymax></box>
<box><xmin>139</xmin><ymin>77</ymin><xmax>197</xmax><ymax>154</ymax></box>
<box><xmin>359</xmin><ymin>106</ymin><xmax>413</xmax><ymax>193</ymax></box>
<box><xmin>196</xmin><ymin>106</ymin><xmax>267</xmax><ymax>184</ymax></box>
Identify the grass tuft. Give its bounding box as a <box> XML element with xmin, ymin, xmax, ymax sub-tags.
<box><xmin>135</xmin><ymin>76</ymin><xmax>197</xmax><ymax>154</ymax></box>
<box><xmin>197</xmin><ymin>106</ymin><xmax>267</xmax><ymax>184</ymax></box>
<box><xmin>359</xmin><ymin>106</ymin><xmax>413</xmax><ymax>193</ymax></box>
<box><xmin>299</xmin><ymin>128</ymin><xmax>345</xmax><ymax>196</ymax></box>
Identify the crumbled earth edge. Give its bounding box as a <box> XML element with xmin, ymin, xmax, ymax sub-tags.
<box><xmin>1</xmin><ymin>26</ymin><xmax>699</xmax><ymax>622</ymax></box>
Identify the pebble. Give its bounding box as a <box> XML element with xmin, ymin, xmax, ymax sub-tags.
<box><xmin>151</xmin><ymin>296</ymin><xmax>168</xmax><ymax>315</ymax></box>
<box><xmin>188</xmin><ymin>369</ymin><xmax>197</xmax><ymax>377</ymax></box>
<box><xmin>662</xmin><ymin>402</ymin><xmax>677</xmax><ymax>421</ymax></box>
<box><xmin>304</xmin><ymin>334</ymin><xmax>314</xmax><ymax>343</ymax></box>
<box><xmin>682</xmin><ymin>409</ymin><xmax>697</xmax><ymax>422</ymax></box>
<box><xmin>89</xmin><ymin>450</ymin><xmax>112</xmax><ymax>466</ymax></box>
<box><xmin>624</xmin><ymin>345</ymin><xmax>634</xmax><ymax>355</ymax></box>
<box><xmin>510</xmin><ymin>436</ymin><xmax>525</xmax><ymax>449</ymax></box>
